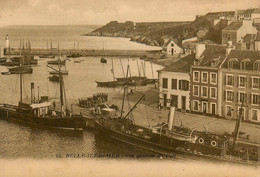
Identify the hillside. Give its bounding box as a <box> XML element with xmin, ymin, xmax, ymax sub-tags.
<box><xmin>85</xmin><ymin>11</ymin><xmax>235</xmax><ymax>46</ymax></box>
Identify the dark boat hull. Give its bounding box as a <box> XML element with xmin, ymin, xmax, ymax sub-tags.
<box><xmin>47</xmin><ymin>60</ymin><xmax>66</xmax><ymax>65</ymax></box>
<box><xmin>0</xmin><ymin>106</ymin><xmax>86</xmax><ymax>132</ymax></box>
<box><xmin>94</xmin><ymin>120</ymin><xmax>249</xmax><ymax>164</ymax></box>
<box><xmin>9</xmin><ymin>66</ymin><xmax>33</xmax><ymax>74</ymax></box>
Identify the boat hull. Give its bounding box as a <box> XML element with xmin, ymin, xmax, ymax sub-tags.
<box><xmin>94</xmin><ymin>119</ymin><xmax>232</xmax><ymax>162</ymax></box>
<box><xmin>0</xmin><ymin>106</ymin><xmax>86</xmax><ymax>132</ymax></box>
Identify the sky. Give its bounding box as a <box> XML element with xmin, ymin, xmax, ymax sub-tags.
<box><xmin>0</xmin><ymin>0</ymin><xmax>259</xmax><ymax>26</ymax></box>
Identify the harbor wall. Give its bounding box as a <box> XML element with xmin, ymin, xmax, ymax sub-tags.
<box><xmin>4</xmin><ymin>48</ymin><xmax>162</xmax><ymax>57</ymax></box>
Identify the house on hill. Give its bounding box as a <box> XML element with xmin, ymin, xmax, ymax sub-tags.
<box><xmin>162</xmin><ymin>39</ymin><xmax>183</xmax><ymax>56</ymax></box>
<box><xmin>235</xmin><ymin>7</ymin><xmax>260</xmax><ymax>22</ymax></box>
<box><xmin>222</xmin><ymin>20</ymin><xmax>258</xmax><ymax>45</ymax></box>
<box><xmin>157</xmin><ymin>54</ymin><xmax>194</xmax><ymax>111</ymax></box>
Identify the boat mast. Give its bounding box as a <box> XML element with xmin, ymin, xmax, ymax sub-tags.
<box><xmin>120</xmin><ymin>65</ymin><xmax>129</xmax><ymax>118</ymax></box>
<box><xmin>233</xmin><ymin>98</ymin><xmax>245</xmax><ymax>147</ymax></box>
<box><xmin>119</xmin><ymin>58</ymin><xmax>125</xmax><ymax>78</ymax></box>
<box><xmin>58</xmin><ymin>43</ymin><xmax>64</xmax><ymax>117</ymax></box>
<box><xmin>111</xmin><ymin>57</ymin><xmax>115</xmax><ymax>81</ymax></box>
<box><xmin>20</xmin><ymin>40</ymin><xmax>24</xmax><ymax>104</ymax></box>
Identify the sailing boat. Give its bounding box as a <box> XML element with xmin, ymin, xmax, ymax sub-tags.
<box><xmin>100</xmin><ymin>42</ymin><xmax>107</xmax><ymax>63</ymax></box>
<box><xmin>47</xmin><ymin>44</ymin><xmax>66</xmax><ymax>65</ymax></box>
<box><xmin>39</xmin><ymin>40</ymin><xmax>55</xmax><ymax>58</ymax></box>
<box><xmin>8</xmin><ymin>41</ymin><xmax>33</xmax><ymax>74</ymax></box>
<box><xmin>0</xmin><ymin>48</ymin><xmax>86</xmax><ymax>132</ymax></box>
<box><xmin>94</xmin><ymin>69</ymin><xmax>260</xmax><ymax>163</ymax></box>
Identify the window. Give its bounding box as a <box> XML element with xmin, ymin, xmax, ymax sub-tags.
<box><xmin>201</xmin><ymin>86</ymin><xmax>208</xmax><ymax>98</ymax></box>
<box><xmin>252</xmin><ymin>110</ymin><xmax>258</xmax><ymax>121</ymax></box>
<box><xmin>252</xmin><ymin>78</ymin><xmax>260</xmax><ymax>89</ymax></box>
<box><xmin>171</xmin><ymin>79</ymin><xmax>177</xmax><ymax>90</ymax></box>
<box><xmin>253</xmin><ymin>62</ymin><xmax>260</xmax><ymax>71</ymax></box>
<box><xmin>210</xmin><ymin>73</ymin><xmax>217</xmax><ymax>84</ymax></box>
<box><xmin>202</xmin><ymin>72</ymin><xmax>208</xmax><ymax>83</ymax></box>
<box><xmin>238</xmin><ymin>92</ymin><xmax>246</xmax><ymax>103</ymax></box>
<box><xmin>239</xmin><ymin>76</ymin><xmax>246</xmax><ymax>87</ymax></box>
<box><xmin>162</xmin><ymin>78</ymin><xmax>168</xmax><ymax>89</ymax></box>
<box><xmin>240</xmin><ymin>61</ymin><xmax>247</xmax><ymax>70</ymax></box>
<box><xmin>171</xmin><ymin>43</ymin><xmax>174</xmax><ymax>47</ymax></box>
<box><xmin>226</xmin><ymin>106</ymin><xmax>232</xmax><ymax>117</ymax></box>
<box><xmin>193</xmin><ymin>101</ymin><xmax>199</xmax><ymax>111</ymax></box>
<box><xmin>226</xmin><ymin>90</ymin><xmax>234</xmax><ymax>101</ymax></box>
<box><xmin>227</xmin><ymin>59</ymin><xmax>236</xmax><ymax>69</ymax></box>
<box><xmin>252</xmin><ymin>94</ymin><xmax>259</xmax><ymax>105</ymax></box>
<box><xmin>226</xmin><ymin>75</ymin><xmax>234</xmax><ymax>86</ymax></box>
<box><xmin>193</xmin><ymin>85</ymin><xmax>199</xmax><ymax>96</ymax></box>
<box><xmin>179</xmin><ymin>80</ymin><xmax>189</xmax><ymax>91</ymax></box>
<box><xmin>193</xmin><ymin>71</ymin><xmax>199</xmax><ymax>82</ymax></box>
<box><xmin>210</xmin><ymin>87</ymin><xmax>217</xmax><ymax>99</ymax></box>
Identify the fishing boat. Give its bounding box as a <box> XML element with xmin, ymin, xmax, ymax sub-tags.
<box><xmin>9</xmin><ymin>65</ymin><xmax>33</xmax><ymax>74</ymax></box>
<box><xmin>100</xmin><ymin>58</ymin><xmax>107</xmax><ymax>63</ymax></box>
<box><xmin>1</xmin><ymin>71</ymin><xmax>11</xmax><ymax>75</ymax></box>
<box><xmin>49</xmin><ymin>70</ymin><xmax>68</xmax><ymax>75</ymax></box>
<box><xmin>47</xmin><ymin>60</ymin><xmax>66</xmax><ymax>65</ymax></box>
<box><xmin>39</xmin><ymin>54</ymin><xmax>55</xmax><ymax>58</ymax></box>
<box><xmin>48</xmin><ymin>75</ymin><xmax>59</xmax><ymax>82</ymax></box>
<box><xmin>0</xmin><ymin>51</ymin><xmax>86</xmax><ymax>132</ymax></box>
<box><xmin>94</xmin><ymin>70</ymin><xmax>260</xmax><ymax>164</ymax></box>
<box><xmin>39</xmin><ymin>40</ymin><xmax>55</xmax><ymax>58</ymax></box>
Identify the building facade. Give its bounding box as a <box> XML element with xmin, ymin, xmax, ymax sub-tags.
<box><xmin>222</xmin><ymin>20</ymin><xmax>258</xmax><ymax>45</ymax></box>
<box><xmin>190</xmin><ymin>44</ymin><xmax>227</xmax><ymax>117</ymax></box>
<box><xmin>158</xmin><ymin>54</ymin><xmax>194</xmax><ymax>111</ymax></box>
<box><xmin>162</xmin><ymin>39</ymin><xmax>183</xmax><ymax>56</ymax></box>
<box><xmin>219</xmin><ymin>50</ymin><xmax>260</xmax><ymax>122</ymax></box>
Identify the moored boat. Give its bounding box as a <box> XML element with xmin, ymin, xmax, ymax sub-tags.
<box><xmin>9</xmin><ymin>66</ymin><xmax>33</xmax><ymax>74</ymax></box>
<box><xmin>48</xmin><ymin>75</ymin><xmax>60</xmax><ymax>82</ymax></box>
<box><xmin>47</xmin><ymin>60</ymin><xmax>66</xmax><ymax>65</ymax></box>
<box><xmin>0</xmin><ymin>49</ymin><xmax>86</xmax><ymax>132</ymax></box>
<box><xmin>100</xmin><ymin>58</ymin><xmax>107</xmax><ymax>63</ymax></box>
<box><xmin>49</xmin><ymin>70</ymin><xmax>68</xmax><ymax>75</ymax></box>
<box><xmin>93</xmin><ymin>71</ymin><xmax>260</xmax><ymax>164</ymax></box>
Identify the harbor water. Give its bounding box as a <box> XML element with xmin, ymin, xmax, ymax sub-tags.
<box><xmin>0</xmin><ymin>25</ymin><xmax>168</xmax><ymax>160</ymax></box>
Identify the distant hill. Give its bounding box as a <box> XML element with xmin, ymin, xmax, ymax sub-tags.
<box><xmin>86</xmin><ymin>11</ymin><xmax>235</xmax><ymax>46</ymax></box>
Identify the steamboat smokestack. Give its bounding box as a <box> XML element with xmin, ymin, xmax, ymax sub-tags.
<box><xmin>168</xmin><ymin>107</ymin><xmax>175</xmax><ymax>131</ymax></box>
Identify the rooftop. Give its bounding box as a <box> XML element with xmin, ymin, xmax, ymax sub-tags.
<box><xmin>226</xmin><ymin>50</ymin><xmax>260</xmax><ymax>62</ymax></box>
<box><xmin>162</xmin><ymin>39</ymin><xmax>182</xmax><ymax>48</ymax></box>
<box><xmin>223</xmin><ymin>22</ymin><xmax>242</xmax><ymax>31</ymax></box>
<box><xmin>242</xmin><ymin>34</ymin><xmax>257</xmax><ymax>42</ymax></box>
<box><xmin>158</xmin><ymin>54</ymin><xmax>195</xmax><ymax>73</ymax></box>
<box><xmin>198</xmin><ymin>44</ymin><xmax>227</xmax><ymax>67</ymax></box>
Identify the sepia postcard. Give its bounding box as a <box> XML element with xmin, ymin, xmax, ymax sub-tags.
<box><xmin>0</xmin><ymin>0</ymin><xmax>260</xmax><ymax>176</ymax></box>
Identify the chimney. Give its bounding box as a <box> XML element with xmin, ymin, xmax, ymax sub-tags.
<box><xmin>31</xmin><ymin>82</ymin><xmax>35</xmax><ymax>103</ymax></box>
<box><xmin>195</xmin><ymin>43</ymin><xmax>206</xmax><ymax>59</ymax></box>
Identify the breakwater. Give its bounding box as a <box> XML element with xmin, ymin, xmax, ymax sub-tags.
<box><xmin>4</xmin><ymin>48</ymin><xmax>162</xmax><ymax>57</ymax></box>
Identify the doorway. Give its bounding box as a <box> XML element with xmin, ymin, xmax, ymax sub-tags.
<box><xmin>163</xmin><ymin>94</ymin><xmax>167</xmax><ymax>107</ymax></box>
<box><xmin>211</xmin><ymin>103</ymin><xmax>216</xmax><ymax>115</ymax></box>
<box><xmin>181</xmin><ymin>96</ymin><xmax>186</xmax><ymax>110</ymax></box>
<box><xmin>202</xmin><ymin>102</ymin><xmax>207</xmax><ymax>114</ymax></box>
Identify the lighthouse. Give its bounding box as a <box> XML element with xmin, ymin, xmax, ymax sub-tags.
<box><xmin>5</xmin><ymin>35</ymin><xmax>9</xmax><ymax>48</ymax></box>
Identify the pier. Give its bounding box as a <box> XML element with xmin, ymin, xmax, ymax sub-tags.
<box><xmin>4</xmin><ymin>47</ymin><xmax>162</xmax><ymax>57</ymax></box>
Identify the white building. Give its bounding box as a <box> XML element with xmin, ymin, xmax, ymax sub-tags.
<box><xmin>162</xmin><ymin>39</ymin><xmax>183</xmax><ymax>56</ymax></box>
<box><xmin>157</xmin><ymin>54</ymin><xmax>194</xmax><ymax>111</ymax></box>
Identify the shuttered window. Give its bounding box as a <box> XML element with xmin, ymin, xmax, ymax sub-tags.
<box><xmin>171</xmin><ymin>79</ymin><xmax>177</xmax><ymax>90</ymax></box>
<box><xmin>162</xmin><ymin>78</ymin><xmax>168</xmax><ymax>89</ymax></box>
